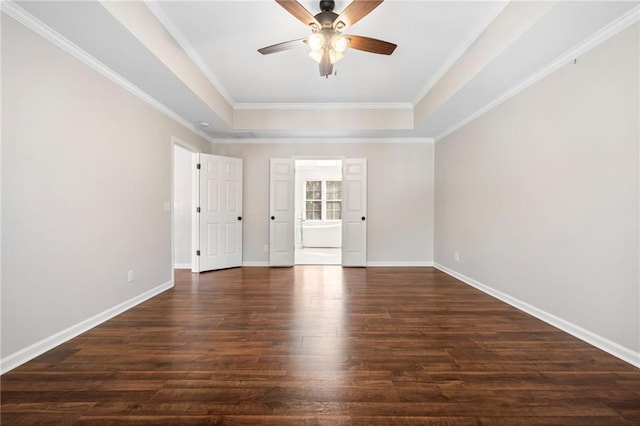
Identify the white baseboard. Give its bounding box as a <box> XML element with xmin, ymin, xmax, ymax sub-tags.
<box><xmin>173</xmin><ymin>263</ymin><xmax>191</xmax><ymax>269</ymax></box>
<box><xmin>0</xmin><ymin>280</ymin><xmax>174</xmax><ymax>374</ymax></box>
<box><xmin>433</xmin><ymin>263</ymin><xmax>640</xmax><ymax>369</ymax></box>
<box><xmin>242</xmin><ymin>261</ymin><xmax>269</xmax><ymax>267</ymax></box>
<box><xmin>367</xmin><ymin>261</ymin><xmax>434</xmax><ymax>267</ymax></box>
<box><xmin>241</xmin><ymin>261</ymin><xmax>434</xmax><ymax>267</ymax></box>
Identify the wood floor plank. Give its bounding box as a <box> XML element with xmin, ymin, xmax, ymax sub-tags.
<box><xmin>2</xmin><ymin>266</ymin><xmax>639</xmax><ymax>424</ymax></box>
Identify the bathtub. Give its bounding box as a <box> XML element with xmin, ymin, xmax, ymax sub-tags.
<box><xmin>301</xmin><ymin>221</ymin><xmax>342</xmax><ymax>248</ymax></box>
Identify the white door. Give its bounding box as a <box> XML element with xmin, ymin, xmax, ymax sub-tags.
<box><xmin>342</xmin><ymin>158</ymin><xmax>367</xmax><ymax>266</ymax></box>
<box><xmin>193</xmin><ymin>153</ymin><xmax>243</xmax><ymax>272</ymax></box>
<box><xmin>269</xmin><ymin>158</ymin><xmax>295</xmax><ymax>266</ymax></box>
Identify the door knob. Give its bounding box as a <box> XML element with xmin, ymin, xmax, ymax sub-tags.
<box><xmin>271</xmin><ymin>216</ymin><xmax>275</xmax><ymax>220</ymax></box>
<box><xmin>237</xmin><ymin>216</ymin><xmax>242</xmax><ymax>221</ymax></box>
<box><xmin>361</xmin><ymin>216</ymin><xmax>366</xmax><ymax>221</ymax></box>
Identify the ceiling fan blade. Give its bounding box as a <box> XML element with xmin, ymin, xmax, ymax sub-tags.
<box><xmin>258</xmin><ymin>38</ymin><xmax>307</xmax><ymax>55</ymax></box>
<box><xmin>346</xmin><ymin>35</ymin><xmax>396</xmax><ymax>55</ymax></box>
<box><xmin>276</xmin><ymin>0</ymin><xmax>320</xmax><ymax>28</ymax></box>
<box><xmin>334</xmin><ymin>0</ymin><xmax>383</xmax><ymax>30</ymax></box>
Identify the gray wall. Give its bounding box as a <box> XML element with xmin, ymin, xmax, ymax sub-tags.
<box><xmin>215</xmin><ymin>142</ymin><xmax>435</xmax><ymax>265</ymax></box>
<box><xmin>1</xmin><ymin>15</ymin><xmax>211</xmax><ymax>360</ymax></box>
<box><xmin>434</xmin><ymin>24</ymin><xmax>639</xmax><ymax>354</ymax></box>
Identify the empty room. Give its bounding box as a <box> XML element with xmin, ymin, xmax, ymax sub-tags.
<box><xmin>1</xmin><ymin>0</ymin><xmax>639</xmax><ymax>424</ymax></box>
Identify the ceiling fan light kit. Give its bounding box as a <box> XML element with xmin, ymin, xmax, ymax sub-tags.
<box><xmin>258</xmin><ymin>0</ymin><xmax>397</xmax><ymax>78</ymax></box>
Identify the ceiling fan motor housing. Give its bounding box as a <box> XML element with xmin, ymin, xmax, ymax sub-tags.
<box><xmin>315</xmin><ymin>11</ymin><xmax>339</xmax><ymax>28</ymax></box>
<box><xmin>319</xmin><ymin>0</ymin><xmax>335</xmax><ymax>12</ymax></box>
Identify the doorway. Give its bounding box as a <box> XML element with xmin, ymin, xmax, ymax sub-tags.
<box><xmin>173</xmin><ymin>143</ymin><xmax>243</xmax><ymax>273</ymax></box>
<box><xmin>294</xmin><ymin>159</ymin><xmax>342</xmax><ymax>265</ymax></box>
<box><xmin>269</xmin><ymin>157</ymin><xmax>367</xmax><ymax>267</ymax></box>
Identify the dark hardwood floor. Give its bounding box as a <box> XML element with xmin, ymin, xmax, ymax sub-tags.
<box><xmin>2</xmin><ymin>266</ymin><xmax>639</xmax><ymax>425</ymax></box>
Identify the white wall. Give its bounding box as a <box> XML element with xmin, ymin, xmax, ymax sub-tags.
<box><xmin>1</xmin><ymin>16</ymin><xmax>211</xmax><ymax>367</ymax></box>
<box><xmin>434</xmin><ymin>24</ymin><xmax>640</xmax><ymax>361</ymax></box>
<box><xmin>216</xmin><ymin>142</ymin><xmax>435</xmax><ymax>265</ymax></box>
<box><xmin>173</xmin><ymin>144</ymin><xmax>193</xmax><ymax>267</ymax></box>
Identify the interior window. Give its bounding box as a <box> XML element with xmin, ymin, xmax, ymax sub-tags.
<box><xmin>305</xmin><ymin>180</ymin><xmax>342</xmax><ymax>220</ymax></box>
<box><xmin>326</xmin><ymin>180</ymin><xmax>342</xmax><ymax>220</ymax></box>
<box><xmin>305</xmin><ymin>180</ymin><xmax>322</xmax><ymax>220</ymax></box>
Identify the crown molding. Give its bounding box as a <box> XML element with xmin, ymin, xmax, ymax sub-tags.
<box><xmin>144</xmin><ymin>1</ymin><xmax>235</xmax><ymax>107</ymax></box>
<box><xmin>0</xmin><ymin>1</ymin><xmax>216</xmax><ymax>144</ymax></box>
<box><xmin>234</xmin><ymin>102</ymin><xmax>414</xmax><ymax>111</ymax></box>
<box><xmin>212</xmin><ymin>137</ymin><xmax>434</xmax><ymax>144</ymax></box>
<box><xmin>436</xmin><ymin>4</ymin><xmax>640</xmax><ymax>142</ymax></box>
<box><xmin>412</xmin><ymin>0</ymin><xmax>509</xmax><ymax>106</ymax></box>
<box><xmin>5</xmin><ymin>0</ymin><xmax>636</xmax><ymax>145</ymax></box>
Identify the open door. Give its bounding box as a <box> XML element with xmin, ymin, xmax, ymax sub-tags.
<box><xmin>342</xmin><ymin>158</ymin><xmax>367</xmax><ymax>266</ymax></box>
<box><xmin>269</xmin><ymin>158</ymin><xmax>295</xmax><ymax>266</ymax></box>
<box><xmin>193</xmin><ymin>153</ymin><xmax>243</xmax><ymax>272</ymax></box>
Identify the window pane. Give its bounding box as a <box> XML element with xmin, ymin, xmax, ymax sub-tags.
<box><xmin>306</xmin><ymin>181</ymin><xmax>322</xmax><ymax>200</ymax></box>
<box><xmin>306</xmin><ymin>190</ymin><xmax>321</xmax><ymax>200</ymax></box>
<box><xmin>326</xmin><ymin>201</ymin><xmax>342</xmax><ymax>220</ymax></box>
<box><xmin>326</xmin><ymin>181</ymin><xmax>342</xmax><ymax>200</ymax></box>
<box><xmin>305</xmin><ymin>201</ymin><xmax>321</xmax><ymax>220</ymax></box>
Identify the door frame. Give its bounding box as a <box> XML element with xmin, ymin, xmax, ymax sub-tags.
<box><xmin>171</xmin><ymin>137</ymin><xmax>201</xmax><ymax>272</ymax></box>
<box><xmin>271</xmin><ymin>156</ymin><xmax>368</xmax><ymax>267</ymax></box>
<box><xmin>293</xmin><ymin>156</ymin><xmax>345</xmax><ymax>265</ymax></box>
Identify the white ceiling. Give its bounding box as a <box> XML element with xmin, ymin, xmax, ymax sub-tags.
<box><xmin>152</xmin><ymin>1</ymin><xmax>505</xmax><ymax>104</ymax></box>
<box><xmin>10</xmin><ymin>0</ymin><xmax>640</xmax><ymax>141</ymax></box>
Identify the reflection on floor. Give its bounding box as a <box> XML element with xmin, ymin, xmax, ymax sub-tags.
<box><xmin>295</xmin><ymin>247</ymin><xmax>341</xmax><ymax>265</ymax></box>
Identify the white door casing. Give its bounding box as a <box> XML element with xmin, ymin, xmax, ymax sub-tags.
<box><xmin>342</xmin><ymin>158</ymin><xmax>367</xmax><ymax>266</ymax></box>
<box><xmin>193</xmin><ymin>153</ymin><xmax>243</xmax><ymax>272</ymax></box>
<box><xmin>269</xmin><ymin>158</ymin><xmax>295</xmax><ymax>266</ymax></box>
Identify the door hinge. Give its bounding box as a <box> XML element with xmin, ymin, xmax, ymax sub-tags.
<box><xmin>196</xmin><ymin>163</ymin><xmax>201</xmax><ymax>169</ymax></box>
<box><xmin>197</xmin><ymin>207</ymin><xmax>201</xmax><ymax>213</ymax></box>
<box><xmin>196</xmin><ymin>250</ymin><xmax>200</xmax><ymax>256</ymax></box>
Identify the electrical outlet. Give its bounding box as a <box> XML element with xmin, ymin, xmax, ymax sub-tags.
<box><xmin>128</xmin><ymin>270</ymin><xmax>134</xmax><ymax>282</ymax></box>
<box><xmin>454</xmin><ymin>251</ymin><xmax>460</xmax><ymax>262</ymax></box>
<box><xmin>263</xmin><ymin>244</ymin><xmax>269</xmax><ymax>253</ymax></box>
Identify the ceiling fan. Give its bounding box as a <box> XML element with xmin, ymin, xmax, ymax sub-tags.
<box><xmin>258</xmin><ymin>0</ymin><xmax>397</xmax><ymax>78</ymax></box>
